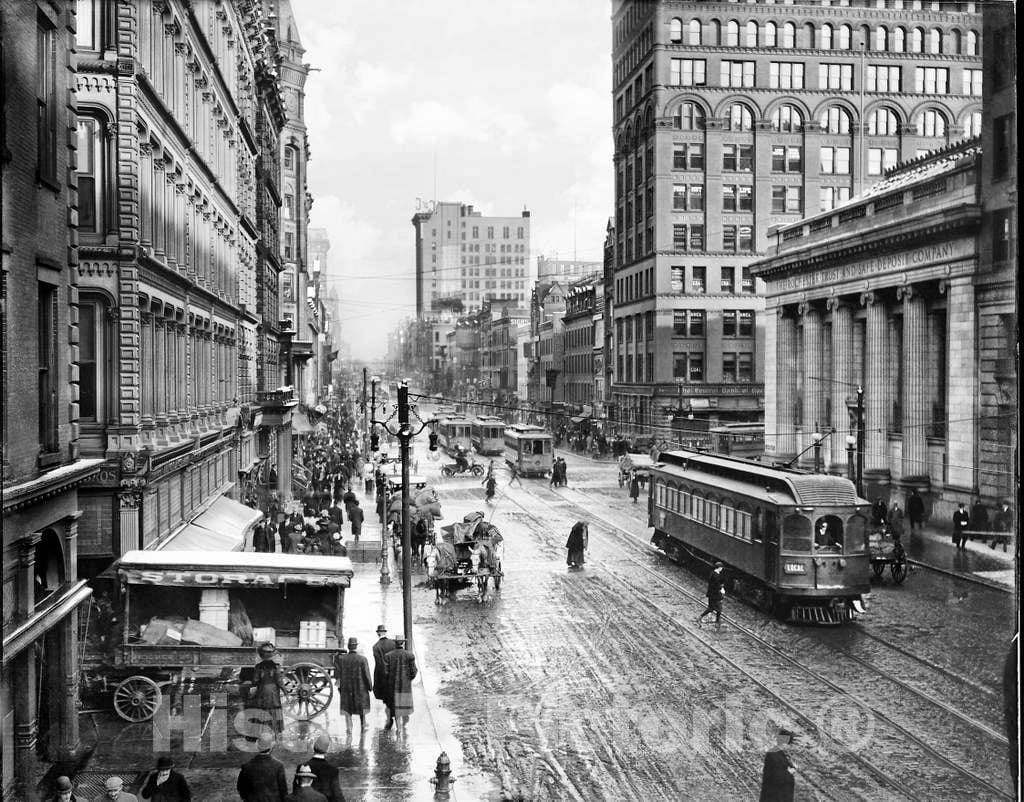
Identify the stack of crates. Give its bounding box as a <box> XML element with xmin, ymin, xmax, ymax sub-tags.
<box><xmin>298</xmin><ymin>620</ymin><xmax>327</xmax><ymax>648</ymax></box>
<box><xmin>198</xmin><ymin>589</ymin><xmax>230</xmax><ymax>631</ymax></box>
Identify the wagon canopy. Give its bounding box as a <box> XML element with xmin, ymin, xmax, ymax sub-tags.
<box><xmin>116</xmin><ymin>550</ymin><xmax>354</xmax><ymax>588</ymax></box>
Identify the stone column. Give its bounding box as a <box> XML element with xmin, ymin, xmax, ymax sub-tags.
<box><xmin>175</xmin><ymin>323</ymin><xmax>187</xmax><ymax>424</ymax></box>
<box><xmin>154</xmin><ymin>316</ymin><xmax>168</xmax><ymax>443</ymax></box>
<box><xmin>14</xmin><ymin>536</ymin><xmax>42</xmax><ymax>793</ymax></box>
<box><xmin>118</xmin><ymin>492</ymin><xmax>141</xmax><ymax>552</ymax></box>
<box><xmin>861</xmin><ymin>291</ymin><xmax>890</xmax><ymax>481</ymax></box>
<box><xmin>140</xmin><ymin>312</ymin><xmax>155</xmax><ymax>442</ymax></box>
<box><xmin>942</xmin><ymin>278</ymin><xmax>977</xmax><ymax>493</ymax></box>
<box><xmin>799</xmin><ymin>302</ymin><xmax>825</xmax><ymax>469</ymax></box>
<box><xmin>898</xmin><ymin>285</ymin><xmax>929</xmax><ymax>481</ymax></box>
<box><xmin>57</xmin><ymin>514</ymin><xmax>82</xmax><ymax>759</ymax></box>
<box><xmin>828</xmin><ymin>297</ymin><xmax>854</xmax><ymax>472</ymax></box>
<box><xmin>775</xmin><ymin>307</ymin><xmax>798</xmax><ymax>461</ymax></box>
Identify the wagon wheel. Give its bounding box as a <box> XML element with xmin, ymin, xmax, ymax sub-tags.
<box><xmin>113</xmin><ymin>675</ymin><xmax>163</xmax><ymax>722</ymax></box>
<box><xmin>281</xmin><ymin>663</ymin><xmax>334</xmax><ymax>720</ymax></box>
<box><xmin>891</xmin><ymin>560</ymin><xmax>908</xmax><ymax>584</ymax></box>
<box><xmin>871</xmin><ymin>561</ymin><xmax>885</xmax><ymax>578</ymax></box>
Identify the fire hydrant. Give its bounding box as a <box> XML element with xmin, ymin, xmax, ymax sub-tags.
<box><xmin>428</xmin><ymin>751</ymin><xmax>455</xmax><ymax>797</ymax></box>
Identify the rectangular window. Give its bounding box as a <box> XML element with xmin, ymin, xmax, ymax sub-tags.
<box><xmin>723</xmin><ymin>353</ymin><xmax>737</xmax><ymax>382</ymax></box>
<box><xmin>79</xmin><ymin>303</ymin><xmax>98</xmax><ymax>419</ymax></box>
<box><xmin>819</xmin><ymin>186</ymin><xmax>852</xmax><ymax>211</ymax></box>
<box><xmin>820</xmin><ymin>147</ymin><xmax>851</xmax><ymax>175</ymax></box>
<box><xmin>771</xmin><ymin>185</ymin><xmax>803</xmax><ymax>214</ymax></box>
<box><xmin>284</xmin><ymin>193</ymin><xmax>293</xmax><ymax>220</ymax></box>
<box><xmin>671</xmin><ymin>58</ymin><xmax>707</xmax><ymax>86</ymax></box>
<box><xmin>673</xmin><ymin>143</ymin><xmax>705</xmax><ymax>170</ymax></box>
<box><xmin>818</xmin><ymin>63</ymin><xmax>854</xmax><ymax>90</ymax></box>
<box><xmin>723</xmin><ymin>144</ymin><xmax>753</xmax><ymax>172</ymax></box>
<box><xmin>38</xmin><ymin>281</ymin><xmax>58</xmax><ymax>450</ymax></box>
<box><xmin>961</xmin><ymin>69</ymin><xmax>982</xmax><ymax>96</ymax></box>
<box><xmin>689</xmin><ymin>225</ymin><xmax>705</xmax><ymax>251</ymax></box>
<box><xmin>738</xmin><ymin>352</ymin><xmax>754</xmax><ymax>382</ymax></box>
<box><xmin>689</xmin><ymin>353</ymin><xmax>704</xmax><ymax>382</ymax></box>
<box><xmin>771</xmin><ymin>146</ymin><xmax>802</xmax><ymax>173</ymax></box>
<box><xmin>994</xmin><ymin>115</ymin><xmax>1013</xmax><ymax>178</ymax></box>
<box><xmin>722</xmin><ymin>185</ymin><xmax>753</xmax><ymax>212</ymax></box>
<box><xmin>689</xmin><ymin>310</ymin><xmax>706</xmax><ymax>336</ymax></box>
<box><xmin>76</xmin><ymin>119</ymin><xmax>99</xmax><ymax>233</ymax></box>
<box><xmin>37</xmin><ymin>14</ymin><xmax>58</xmax><ymax>183</ymax></box>
<box><xmin>720</xmin><ymin>60</ymin><xmax>755</xmax><ymax>87</ymax></box>
<box><xmin>739</xmin><ymin>225</ymin><xmax>753</xmax><ymax>251</ymax></box>
<box><xmin>867</xmin><ymin>147</ymin><xmax>898</xmax><ymax>175</ymax></box>
<box><xmin>992</xmin><ymin>209</ymin><xmax>1011</xmax><ymax>261</ymax></box>
<box><xmin>769</xmin><ymin>62</ymin><xmax>804</xmax><ymax>89</ymax></box>
<box><xmin>739</xmin><ymin>310</ymin><xmax>754</xmax><ymax>336</ymax></box>
<box><xmin>741</xmin><ymin>266</ymin><xmax>755</xmax><ymax>293</ymax></box>
<box><xmin>673</xmin><ymin>310</ymin><xmax>687</xmax><ymax>336</ymax></box>
<box><xmin>723</xmin><ymin>310</ymin><xmax>737</xmax><ymax>336</ymax></box>
<box><xmin>691</xmin><ymin>266</ymin><xmax>706</xmax><ymax>294</ymax></box>
<box><xmin>723</xmin><ymin>225</ymin><xmax>736</xmax><ymax>252</ymax></box>
<box><xmin>672</xmin><ymin>225</ymin><xmax>686</xmax><ymax>250</ymax></box>
<box><xmin>673</xmin><ymin>352</ymin><xmax>688</xmax><ymax>379</ymax></box>
<box><xmin>867</xmin><ymin>65</ymin><xmax>901</xmax><ymax>91</ymax></box>
<box><xmin>284</xmin><ymin>231</ymin><xmax>294</xmax><ymax>259</ymax></box>
<box><xmin>284</xmin><ymin>148</ymin><xmax>294</xmax><ymax>170</ymax></box>
<box><xmin>670</xmin><ymin>266</ymin><xmax>684</xmax><ymax>293</ymax></box>
<box><xmin>914</xmin><ymin>66</ymin><xmax>949</xmax><ymax>94</ymax></box>
<box><xmin>721</xmin><ymin>267</ymin><xmax>735</xmax><ymax>294</ymax></box>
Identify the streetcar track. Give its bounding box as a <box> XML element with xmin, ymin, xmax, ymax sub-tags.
<box><xmin>485</xmin><ymin>482</ymin><xmax>1013</xmax><ymax>800</ymax></box>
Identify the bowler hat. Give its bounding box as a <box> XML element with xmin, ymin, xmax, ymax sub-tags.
<box><xmin>55</xmin><ymin>776</ymin><xmax>73</xmax><ymax>791</ymax></box>
<box><xmin>347</xmin><ymin>637</ymin><xmax>358</xmax><ymax>650</ymax></box>
<box><xmin>155</xmin><ymin>756</ymin><xmax>174</xmax><ymax>770</ymax></box>
<box><xmin>376</xmin><ymin>624</ymin><xmax>387</xmax><ymax>634</ymax></box>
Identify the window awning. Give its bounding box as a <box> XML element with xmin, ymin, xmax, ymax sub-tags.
<box><xmin>159</xmin><ymin>496</ymin><xmax>263</xmax><ymax>552</ymax></box>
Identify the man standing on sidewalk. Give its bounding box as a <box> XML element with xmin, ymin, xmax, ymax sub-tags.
<box><xmin>348</xmin><ymin>500</ymin><xmax>364</xmax><ymax>543</ymax></box>
<box><xmin>371</xmin><ymin>625</ymin><xmax>397</xmax><ymax>726</ymax></box>
<box><xmin>952</xmin><ymin>502</ymin><xmax>970</xmax><ymax>550</ymax></box>
<box><xmin>907</xmin><ymin>489</ymin><xmax>925</xmax><ymax>534</ymax></box>
<box><xmin>993</xmin><ymin>501</ymin><xmax>1014</xmax><ymax>551</ymax></box>
<box><xmin>384</xmin><ymin>637</ymin><xmax>418</xmax><ymax>735</ymax></box>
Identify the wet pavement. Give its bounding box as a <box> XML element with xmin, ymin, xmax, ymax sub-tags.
<box><xmin>49</xmin><ymin>439</ymin><xmax>1017</xmax><ymax>801</ymax></box>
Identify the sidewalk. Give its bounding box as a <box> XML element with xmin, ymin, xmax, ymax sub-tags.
<box><xmin>904</xmin><ymin>523</ymin><xmax>1016</xmax><ymax>590</ymax></box>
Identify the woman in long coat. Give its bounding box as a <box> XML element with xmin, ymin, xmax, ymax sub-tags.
<box><xmin>383</xmin><ymin>638</ymin><xmax>418</xmax><ymax>733</ymax></box>
<box><xmin>566</xmin><ymin>521</ymin><xmax>588</xmax><ymax>568</ymax></box>
<box><xmin>333</xmin><ymin>638</ymin><xmax>372</xmax><ymax>733</ymax></box>
<box><xmin>628</xmin><ymin>472</ymin><xmax>641</xmax><ymax>503</ymax></box>
<box><xmin>760</xmin><ymin>729</ymin><xmax>796</xmax><ymax>802</ymax></box>
<box><xmin>251</xmin><ymin>643</ymin><xmax>283</xmax><ymax>733</ymax></box>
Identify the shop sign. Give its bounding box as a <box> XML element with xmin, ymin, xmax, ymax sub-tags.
<box><xmin>121</xmin><ymin>569</ymin><xmax>349</xmax><ymax>587</ymax></box>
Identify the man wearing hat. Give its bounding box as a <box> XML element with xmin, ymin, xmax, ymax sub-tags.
<box><xmin>291</xmin><ymin>735</ymin><xmax>345</xmax><ymax>801</ymax></box>
<box><xmin>697</xmin><ymin>562</ymin><xmax>727</xmax><ymax>629</ymax></box>
<box><xmin>92</xmin><ymin>776</ymin><xmax>137</xmax><ymax>802</ymax></box>
<box><xmin>383</xmin><ymin>636</ymin><xmax>418</xmax><ymax>734</ymax></box>
<box><xmin>759</xmin><ymin>728</ymin><xmax>797</xmax><ymax>801</ymax></box>
<box><xmin>237</xmin><ymin>731</ymin><xmax>288</xmax><ymax>802</ymax></box>
<box><xmin>51</xmin><ymin>775</ymin><xmax>79</xmax><ymax>802</ymax></box>
<box><xmin>371</xmin><ymin>625</ymin><xmax>396</xmax><ymax>722</ymax></box>
<box><xmin>285</xmin><ymin>764</ymin><xmax>327</xmax><ymax>802</ymax></box>
<box><xmin>333</xmin><ymin>637</ymin><xmax>372</xmax><ymax>734</ymax></box>
<box><xmin>140</xmin><ymin>756</ymin><xmax>191</xmax><ymax>802</ymax></box>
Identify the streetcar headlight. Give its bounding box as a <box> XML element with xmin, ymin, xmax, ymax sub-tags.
<box><xmin>783</xmin><ymin>562</ymin><xmax>806</xmax><ymax>574</ymax></box>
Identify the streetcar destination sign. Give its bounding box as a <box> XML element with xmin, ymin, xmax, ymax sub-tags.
<box><xmin>120</xmin><ymin>569</ymin><xmax>350</xmax><ymax>587</ymax></box>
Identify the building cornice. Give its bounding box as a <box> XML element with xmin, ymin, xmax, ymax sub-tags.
<box><xmin>3</xmin><ymin>459</ymin><xmax>106</xmax><ymax>515</ymax></box>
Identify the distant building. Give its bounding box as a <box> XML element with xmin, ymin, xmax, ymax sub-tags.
<box><xmin>537</xmin><ymin>256</ymin><xmax>602</xmax><ymax>283</ymax></box>
<box><xmin>527</xmin><ymin>282</ymin><xmax>569</xmax><ymax>418</ymax></box>
<box><xmin>562</xmin><ymin>275</ymin><xmax>604</xmax><ymax>424</ymax></box>
<box><xmin>412</xmin><ymin>201</ymin><xmax>531</xmax><ymax>316</ymax></box>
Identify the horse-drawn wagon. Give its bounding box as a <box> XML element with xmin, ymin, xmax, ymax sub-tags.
<box><xmin>427</xmin><ymin>512</ymin><xmax>504</xmax><ymax>603</ymax></box>
<box><xmin>868</xmin><ymin>525</ymin><xmax>908</xmax><ymax>584</ymax></box>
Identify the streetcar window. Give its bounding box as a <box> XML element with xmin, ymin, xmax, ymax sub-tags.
<box><xmin>846</xmin><ymin>514</ymin><xmax>868</xmax><ymax>552</ymax></box>
<box><xmin>681</xmin><ymin>491</ymin><xmax>691</xmax><ymax>516</ymax></box>
<box><xmin>813</xmin><ymin>515</ymin><xmax>844</xmax><ymax>551</ymax></box>
<box><xmin>532</xmin><ymin>441</ymin><xmax>544</xmax><ymax>455</ymax></box>
<box><xmin>750</xmin><ymin>506</ymin><xmax>762</xmax><ymax>541</ymax></box>
<box><xmin>782</xmin><ymin>514</ymin><xmax>812</xmax><ymax>552</ymax></box>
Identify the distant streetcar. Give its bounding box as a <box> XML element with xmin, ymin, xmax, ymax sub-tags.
<box><xmin>471</xmin><ymin>416</ymin><xmax>506</xmax><ymax>455</ymax></box>
<box><xmin>437</xmin><ymin>414</ymin><xmax>472</xmax><ymax>456</ymax></box>
<box><xmin>708</xmin><ymin>423</ymin><xmax>765</xmax><ymax>460</ymax></box>
<box><xmin>648</xmin><ymin>449</ymin><xmax>870</xmax><ymax>624</ymax></box>
<box><xmin>503</xmin><ymin>424</ymin><xmax>554</xmax><ymax>478</ymax></box>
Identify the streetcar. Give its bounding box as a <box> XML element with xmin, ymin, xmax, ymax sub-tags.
<box><xmin>437</xmin><ymin>414</ymin><xmax>472</xmax><ymax>456</ymax></box>
<box><xmin>471</xmin><ymin>416</ymin><xmax>506</xmax><ymax>455</ymax></box>
<box><xmin>648</xmin><ymin>449</ymin><xmax>871</xmax><ymax>624</ymax></box>
<box><xmin>708</xmin><ymin>423</ymin><xmax>765</xmax><ymax>460</ymax></box>
<box><xmin>503</xmin><ymin>424</ymin><xmax>554</xmax><ymax>478</ymax></box>
<box><xmin>83</xmin><ymin>551</ymin><xmax>354</xmax><ymax>722</ymax></box>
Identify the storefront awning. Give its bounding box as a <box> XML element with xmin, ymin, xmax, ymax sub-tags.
<box><xmin>159</xmin><ymin>496</ymin><xmax>263</xmax><ymax>552</ymax></box>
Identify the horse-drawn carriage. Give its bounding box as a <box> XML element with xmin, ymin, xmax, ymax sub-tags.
<box><xmin>81</xmin><ymin>551</ymin><xmax>354</xmax><ymax>722</ymax></box>
<box><xmin>868</xmin><ymin>525</ymin><xmax>908</xmax><ymax>584</ymax></box>
<box><xmin>384</xmin><ymin>476</ymin><xmax>442</xmax><ymax>561</ymax></box>
<box><xmin>427</xmin><ymin>512</ymin><xmax>504</xmax><ymax>603</ymax></box>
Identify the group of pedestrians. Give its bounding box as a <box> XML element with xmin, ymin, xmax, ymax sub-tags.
<box><xmin>236</xmin><ymin>732</ymin><xmax>345</xmax><ymax>802</ymax></box>
<box><xmin>952</xmin><ymin>497</ymin><xmax>1014</xmax><ymax>551</ymax></box>
<box><xmin>52</xmin><ymin>757</ymin><xmax>191</xmax><ymax>802</ymax></box>
<box><xmin>549</xmin><ymin>457</ymin><xmax>568</xmax><ymax>487</ymax></box>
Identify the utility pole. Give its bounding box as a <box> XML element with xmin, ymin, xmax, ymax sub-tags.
<box><xmin>362</xmin><ymin>367</ymin><xmax>368</xmax><ymax>456</ymax></box>
<box><xmin>397</xmin><ymin>383</ymin><xmax>414</xmax><ymax>646</ymax></box>
<box><xmin>855</xmin><ymin>385</ymin><xmax>865</xmax><ymax>497</ymax></box>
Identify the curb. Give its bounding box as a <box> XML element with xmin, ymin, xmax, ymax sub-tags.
<box><xmin>906</xmin><ymin>558</ymin><xmax>1014</xmax><ymax>593</ymax></box>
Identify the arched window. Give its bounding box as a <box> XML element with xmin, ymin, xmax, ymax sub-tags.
<box><xmin>820</xmin><ymin>106</ymin><xmax>852</xmax><ymax>134</ymax></box>
<box><xmin>803</xmin><ymin>22</ymin><xmax>815</xmax><ymax>48</ymax></box>
<box><xmin>688</xmin><ymin>19</ymin><xmax>702</xmax><ymax>45</ymax></box>
<box><xmin>781</xmin><ymin>22</ymin><xmax>796</xmax><ymax>48</ymax></box>
<box><xmin>965</xmin><ymin>30</ymin><xmax>978</xmax><ymax>55</ymax></box>
<box><xmin>928</xmin><ymin>27</ymin><xmax>942</xmax><ymax>53</ymax></box>
<box><xmin>859</xmin><ymin>24</ymin><xmax>871</xmax><ymax>49</ymax></box>
<box><xmin>892</xmin><ymin>26</ymin><xmax>905</xmax><ymax>52</ymax></box>
<box><xmin>670</xmin><ymin>17</ymin><xmax>683</xmax><ymax>43</ymax></box>
<box><xmin>764</xmin><ymin>21</ymin><xmax>777</xmax><ymax>47</ymax></box>
<box><xmin>961</xmin><ymin>111</ymin><xmax>982</xmax><ymax>139</ymax></box>
<box><xmin>782</xmin><ymin>514</ymin><xmax>812</xmax><ymax>552</ymax></box>
<box><xmin>910</xmin><ymin>27</ymin><xmax>923</xmax><ymax>52</ymax></box>
<box><xmin>846</xmin><ymin>514</ymin><xmax>869</xmax><ymax>552</ymax></box>
<box><xmin>838</xmin><ymin>24</ymin><xmax>852</xmax><ymax>49</ymax></box>
<box><xmin>673</xmin><ymin>102</ymin><xmax>706</xmax><ymax>130</ymax></box>
<box><xmin>709</xmin><ymin>19</ymin><xmax>721</xmax><ymax>46</ymax></box>
<box><xmin>867</xmin><ymin>107</ymin><xmax>899</xmax><ymax>135</ymax></box>
<box><xmin>814</xmin><ymin>515</ymin><xmax>844</xmax><ymax>552</ymax></box>
<box><xmin>77</xmin><ymin>116</ymin><xmax>109</xmax><ymax>236</ymax></box>
<box><xmin>746</xmin><ymin>20</ymin><xmax>758</xmax><ymax>46</ymax></box>
<box><xmin>724</xmin><ymin>103</ymin><xmax>753</xmax><ymax>132</ymax></box>
<box><xmin>772</xmin><ymin>104</ymin><xmax>803</xmax><ymax>132</ymax></box>
<box><xmin>726</xmin><ymin>20</ymin><xmax>740</xmax><ymax>46</ymax></box>
<box><xmin>820</xmin><ymin>23</ymin><xmax>833</xmax><ymax>49</ymax></box>
<box><xmin>918</xmin><ymin>109</ymin><xmax>947</xmax><ymax>138</ymax></box>
<box><xmin>874</xmin><ymin>25</ymin><xmax>888</xmax><ymax>50</ymax></box>
<box><xmin>949</xmin><ymin>29</ymin><xmax>961</xmax><ymax>55</ymax></box>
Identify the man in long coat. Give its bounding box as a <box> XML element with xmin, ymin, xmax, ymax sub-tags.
<box><xmin>237</xmin><ymin>731</ymin><xmax>288</xmax><ymax>802</ymax></box>
<box><xmin>332</xmin><ymin>638</ymin><xmax>372</xmax><ymax>734</ymax></box>
<box><xmin>371</xmin><ymin>625</ymin><xmax>396</xmax><ymax>723</ymax></box>
<box><xmin>383</xmin><ymin>637</ymin><xmax>418</xmax><ymax>734</ymax></box>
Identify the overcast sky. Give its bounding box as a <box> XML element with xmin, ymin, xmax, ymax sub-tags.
<box><xmin>297</xmin><ymin>0</ymin><xmax>614</xmax><ymax>360</ymax></box>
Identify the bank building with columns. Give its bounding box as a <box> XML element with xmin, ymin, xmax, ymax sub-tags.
<box><xmin>751</xmin><ymin>137</ymin><xmax>1015</xmax><ymax>518</ymax></box>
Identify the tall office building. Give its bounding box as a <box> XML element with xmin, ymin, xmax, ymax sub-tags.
<box><xmin>609</xmin><ymin>0</ymin><xmax>982</xmax><ymax>436</ymax></box>
<box><xmin>537</xmin><ymin>255</ymin><xmax>602</xmax><ymax>283</ymax></box>
<box><xmin>412</xmin><ymin>201</ymin><xmax>531</xmax><ymax>316</ymax></box>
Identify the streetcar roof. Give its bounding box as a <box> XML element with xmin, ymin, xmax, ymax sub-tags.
<box><xmin>655</xmin><ymin>449</ymin><xmax>861</xmax><ymax>506</ymax></box>
<box><xmin>653</xmin><ymin>462</ymin><xmax>795</xmax><ymax>505</ymax></box>
<box><xmin>504</xmin><ymin>425</ymin><xmax>549</xmax><ymax>436</ymax></box>
<box><xmin>116</xmin><ymin>550</ymin><xmax>355</xmax><ymax>583</ymax></box>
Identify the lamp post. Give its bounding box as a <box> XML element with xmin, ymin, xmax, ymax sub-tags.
<box><xmin>845</xmin><ymin>435</ymin><xmax>857</xmax><ymax>488</ymax></box>
<box><xmin>368</xmin><ymin>376</ymin><xmax>391</xmax><ymax>585</ymax></box>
